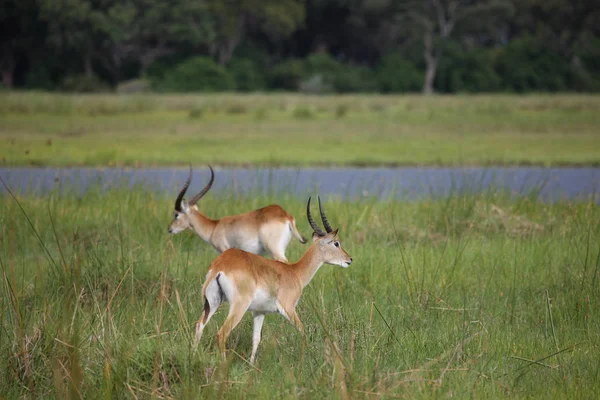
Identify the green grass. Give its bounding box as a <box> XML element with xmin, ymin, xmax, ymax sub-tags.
<box><xmin>1</xmin><ymin>183</ymin><xmax>599</xmax><ymax>398</ymax></box>
<box><xmin>1</xmin><ymin>92</ymin><xmax>599</xmax><ymax>167</ymax></box>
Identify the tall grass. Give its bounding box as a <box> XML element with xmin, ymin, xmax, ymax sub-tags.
<box><xmin>1</xmin><ymin>181</ymin><xmax>598</xmax><ymax>398</ymax></box>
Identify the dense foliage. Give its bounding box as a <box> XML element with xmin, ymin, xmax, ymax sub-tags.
<box><xmin>1</xmin><ymin>0</ymin><xmax>599</xmax><ymax>93</ymax></box>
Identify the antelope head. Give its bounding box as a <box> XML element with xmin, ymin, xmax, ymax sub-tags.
<box><xmin>306</xmin><ymin>196</ymin><xmax>352</xmax><ymax>268</ymax></box>
<box><xmin>168</xmin><ymin>165</ymin><xmax>214</xmax><ymax>234</ymax></box>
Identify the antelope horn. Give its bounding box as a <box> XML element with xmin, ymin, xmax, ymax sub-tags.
<box><xmin>189</xmin><ymin>165</ymin><xmax>215</xmax><ymax>205</ymax></box>
<box><xmin>318</xmin><ymin>196</ymin><xmax>333</xmax><ymax>233</ymax></box>
<box><xmin>307</xmin><ymin>197</ymin><xmax>326</xmax><ymax>237</ymax></box>
<box><xmin>175</xmin><ymin>165</ymin><xmax>193</xmax><ymax>212</ymax></box>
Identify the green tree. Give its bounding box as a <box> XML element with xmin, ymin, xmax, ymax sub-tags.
<box><xmin>206</xmin><ymin>0</ymin><xmax>305</xmax><ymax>64</ymax></box>
<box><xmin>509</xmin><ymin>0</ymin><xmax>600</xmax><ymax>89</ymax></box>
<box><xmin>394</xmin><ymin>0</ymin><xmax>513</xmax><ymax>94</ymax></box>
<box><xmin>122</xmin><ymin>0</ymin><xmax>215</xmax><ymax>74</ymax></box>
<box><xmin>0</xmin><ymin>0</ymin><xmax>41</xmax><ymax>87</ymax></box>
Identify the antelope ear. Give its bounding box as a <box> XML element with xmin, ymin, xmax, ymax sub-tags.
<box><xmin>312</xmin><ymin>232</ymin><xmax>322</xmax><ymax>242</ymax></box>
<box><xmin>181</xmin><ymin>199</ymin><xmax>190</xmax><ymax>213</ymax></box>
<box><xmin>326</xmin><ymin>228</ymin><xmax>339</xmax><ymax>240</ymax></box>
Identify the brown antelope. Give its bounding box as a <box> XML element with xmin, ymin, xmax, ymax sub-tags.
<box><xmin>193</xmin><ymin>196</ymin><xmax>352</xmax><ymax>363</ymax></box>
<box><xmin>168</xmin><ymin>166</ymin><xmax>307</xmax><ymax>262</ymax></box>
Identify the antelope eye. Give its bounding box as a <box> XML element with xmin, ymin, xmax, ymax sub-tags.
<box><xmin>334</xmin><ymin>241</ymin><xmax>340</xmax><ymax>248</ymax></box>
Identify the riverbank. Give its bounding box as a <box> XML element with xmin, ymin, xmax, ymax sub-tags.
<box><xmin>1</xmin><ymin>92</ymin><xmax>599</xmax><ymax>167</ymax></box>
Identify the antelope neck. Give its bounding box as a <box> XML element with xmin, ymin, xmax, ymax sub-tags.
<box><xmin>188</xmin><ymin>209</ymin><xmax>217</xmax><ymax>241</ymax></box>
<box><xmin>291</xmin><ymin>244</ymin><xmax>325</xmax><ymax>289</ymax></box>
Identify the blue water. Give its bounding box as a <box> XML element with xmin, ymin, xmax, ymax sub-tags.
<box><xmin>1</xmin><ymin>167</ymin><xmax>599</xmax><ymax>202</ymax></box>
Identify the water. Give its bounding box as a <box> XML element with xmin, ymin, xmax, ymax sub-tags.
<box><xmin>1</xmin><ymin>167</ymin><xmax>599</xmax><ymax>202</ymax></box>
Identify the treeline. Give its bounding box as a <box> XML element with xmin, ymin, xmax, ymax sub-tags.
<box><xmin>2</xmin><ymin>0</ymin><xmax>599</xmax><ymax>94</ymax></box>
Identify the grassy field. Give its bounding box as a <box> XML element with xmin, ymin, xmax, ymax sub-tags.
<box><xmin>1</xmin><ymin>92</ymin><xmax>599</xmax><ymax>167</ymax></box>
<box><xmin>1</xmin><ymin>184</ymin><xmax>599</xmax><ymax>398</ymax></box>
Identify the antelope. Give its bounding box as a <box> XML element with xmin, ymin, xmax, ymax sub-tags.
<box><xmin>168</xmin><ymin>166</ymin><xmax>307</xmax><ymax>262</ymax></box>
<box><xmin>193</xmin><ymin>196</ymin><xmax>352</xmax><ymax>363</ymax></box>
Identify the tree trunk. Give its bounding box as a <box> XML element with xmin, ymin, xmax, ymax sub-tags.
<box><xmin>423</xmin><ymin>60</ymin><xmax>437</xmax><ymax>95</ymax></box>
<box><xmin>422</xmin><ymin>31</ymin><xmax>437</xmax><ymax>95</ymax></box>
<box><xmin>84</xmin><ymin>48</ymin><xmax>93</xmax><ymax>77</ymax></box>
<box><xmin>216</xmin><ymin>12</ymin><xmax>246</xmax><ymax>65</ymax></box>
<box><xmin>1</xmin><ymin>45</ymin><xmax>14</xmax><ymax>88</ymax></box>
<box><xmin>1</xmin><ymin>68</ymin><xmax>13</xmax><ymax>88</ymax></box>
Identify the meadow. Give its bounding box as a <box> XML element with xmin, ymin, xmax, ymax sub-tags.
<box><xmin>1</xmin><ymin>184</ymin><xmax>599</xmax><ymax>399</ymax></box>
<box><xmin>1</xmin><ymin>92</ymin><xmax>600</xmax><ymax>167</ymax></box>
<box><xmin>1</xmin><ymin>91</ymin><xmax>599</xmax><ymax>398</ymax></box>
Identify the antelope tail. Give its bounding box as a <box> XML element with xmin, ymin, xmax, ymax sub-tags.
<box><xmin>290</xmin><ymin>219</ymin><xmax>307</xmax><ymax>244</ymax></box>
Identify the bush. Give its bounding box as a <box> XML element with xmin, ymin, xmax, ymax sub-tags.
<box><xmin>145</xmin><ymin>55</ymin><xmax>188</xmax><ymax>82</ymax></box>
<box><xmin>270</xmin><ymin>59</ymin><xmax>307</xmax><ymax>90</ymax></box>
<box><xmin>435</xmin><ymin>43</ymin><xmax>501</xmax><ymax>93</ymax></box>
<box><xmin>376</xmin><ymin>53</ymin><xmax>423</xmax><ymax>93</ymax></box>
<box><xmin>60</xmin><ymin>74</ymin><xmax>111</xmax><ymax>93</ymax></box>
<box><xmin>335</xmin><ymin>103</ymin><xmax>349</xmax><ymax>118</ymax></box>
<box><xmin>293</xmin><ymin>106</ymin><xmax>315</xmax><ymax>119</ymax></box>
<box><xmin>24</xmin><ymin>66</ymin><xmax>55</xmax><ymax>90</ymax></box>
<box><xmin>298</xmin><ymin>74</ymin><xmax>332</xmax><ymax>93</ymax></box>
<box><xmin>116</xmin><ymin>79</ymin><xmax>151</xmax><ymax>93</ymax></box>
<box><xmin>155</xmin><ymin>57</ymin><xmax>234</xmax><ymax>92</ymax></box>
<box><xmin>188</xmin><ymin>106</ymin><xmax>206</xmax><ymax>119</ymax></box>
<box><xmin>227</xmin><ymin>58</ymin><xmax>266</xmax><ymax>92</ymax></box>
<box><xmin>304</xmin><ymin>53</ymin><xmax>378</xmax><ymax>93</ymax></box>
<box><xmin>334</xmin><ymin>64</ymin><xmax>378</xmax><ymax>93</ymax></box>
<box><xmin>296</xmin><ymin>53</ymin><xmax>378</xmax><ymax>93</ymax></box>
<box><xmin>570</xmin><ymin>36</ymin><xmax>600</xmax><ymax>92</ymax></box>
<box><xmin>305</xmin><ymin>53</ymin><xmax>343</xmax><ymax>79</ymax></box>
<box><xmin>225</xmin><ymin>103</ymin><xmax>248</xmax><ymax>114</ymax></box>
<box><xmin>495</xmin><ymin>36</ymin><xmax>570</xmax><ymax>92</ymax></box>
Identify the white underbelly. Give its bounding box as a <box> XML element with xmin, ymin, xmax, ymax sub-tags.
<box><xmin>248</xmin><ymin>288</ymin><xmax>278</xmax><ymax>313</ymax></box>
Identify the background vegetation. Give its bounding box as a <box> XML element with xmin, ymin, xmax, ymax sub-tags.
<box><xmin>2</xmin><ymin>0</ymin><xmax>599</xmax><ymax>94</ymax></box>
<box><xmin>1</xmin><ymin>185</ymin><xmax>599</xmax><ymax>398</ymax></box>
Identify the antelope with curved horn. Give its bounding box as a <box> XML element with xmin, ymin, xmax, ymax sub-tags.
<box><xmin>168</xmin><ymin>166</ymin><xmax>307</xmax><ymax>262</ymax></box>
<box><xmin>193</xmin><ymin>196</ymin><xmax>352</xmax><ymax>363</ymax></box>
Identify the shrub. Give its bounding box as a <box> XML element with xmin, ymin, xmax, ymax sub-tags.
<box><xmin>305</xmin><ymin>53</ymin><xmax>343</xmax><ymax>79</ymax></box>
<box><xmin>24</xmin><ymin>66</ymin><xmax>55</xmax><ymax>90</ymax></box>
<box><xmin>188</xmin><ymin>106</ymin><xmax>206</xmax><ymax>119</ymax></box>
<box><xmin>225</xmin><ymin>103</ymin><xmax>248</xmax><ymax>114</ymax></box>
<box><xmin>145</xmin><ymin>55</ymin><xmax>188</xmax><ymax>82</ymax></box>
<box><xmin>116</xmin><ymin>79</ymin><xmax>151</xmax><ymax>93</ymax></box>
<box><xmin>293</xmin><ymin>106</ymin><xmax>315</xmax><ymax>119</ymax></box>
<box><xmin>255</xmin><ymin>107</ymin><xmax>268</xmax><ymax>120</ymax></box>
<box><xmin>60</xmin><ymin>74</ymin><xmax>111</xmax><ymax>93</ymax></box>
<box><xmin>334</xmin><ymin>64</ymin><xmax>378</xmax><ymax>93</ymax></box>
<box><xmin>435</xmin><ymin>43</ymin><xmax>501</xmax><ymax>93</ymax></box>
<box><xmin>376</xmin><ymin>53</ymin><xmax>423</xmax><ymax>93</ymax></box>
<box><xmin>155</xmin><ymin>57</ymin><xmax>234</xmax><ymax>92</ymax></box>
<box><xmin>298</xmin><ymin>74</ymin><xmax>332</xmax><ymax>93</ymax></box>
<box><xmin>335</xmin><ymin>103</ymin><xmax>349</xmax><ymax>119</ymax></box>
<box><xmin>270</xmin><ymin>59</ymin><xmax>307</xmax><ymax>90</ymax></box>
<box><xmin>570</xmin><ymin>36</ymin><xmax>600</xmax><ymax>92</ymax></box>
<box><xmin>227</xmin><ymin>58</ymin><xmax>266</xmax><ymax>92</ymax></box>
<box><xmin>495</xmin><ymin>36</ymin><xmax>570</xmax><ymax>92</ymax></box>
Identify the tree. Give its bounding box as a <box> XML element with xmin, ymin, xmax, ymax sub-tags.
<box><xmin>206</xmin><ymin>0</ymin><xmax>305</xmax><ymax>64</ymax></box>
<box><xmin>509</xmin><ymin>0</ymin><xmax>600</xmax><ymax>85</ymax></box>
<box><xmin>40</xmin><ymin>0</ymin><xmax>135</xmax><ymax>80</ymax></box>
<box><xmin>0</xmin><ymin>0</ymin><xmax>41</xmax><ymax>87</ymax></box>
<box><xmin>394</xmin><ymin>0</ymin><xmax>513</xmax><ymax>94</ymax></box>
<box><xmin>117</xmin><ymin>0</ymin><xmax>215</xmax><ymax>74</ymax></box>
